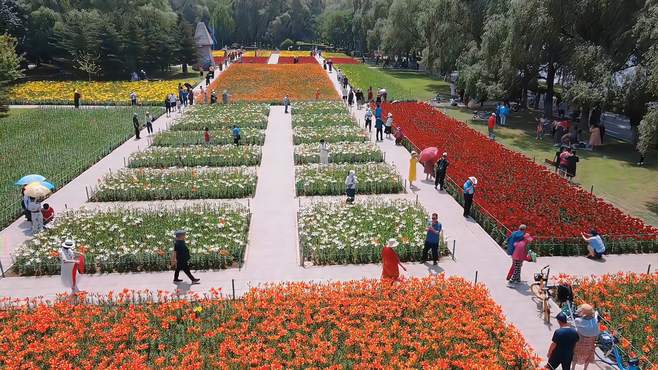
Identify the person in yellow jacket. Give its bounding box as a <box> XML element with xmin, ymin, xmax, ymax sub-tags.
<box><xmin>409</xmin><ymin>151</ymin><xmax>418</xmax><ymax>188</ymax></box>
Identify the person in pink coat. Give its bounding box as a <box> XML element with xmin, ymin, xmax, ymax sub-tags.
<box><xmin>506</xmin><ymin>233</ymin><xmax>533</xmax><ymax>283</ymax></box>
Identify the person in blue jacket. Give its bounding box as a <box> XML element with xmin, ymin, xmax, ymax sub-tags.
<box><xmin>507</xmin><ymin>224</ymin><xmax>527</xmax><ymax>255</ymax></box>
<box><xmin>499</xmin><ymin>104</ymin><xmax>510</xmax><ymax>126</ymax></box>
<box><xmin>462</xmin><ymin>176</ymin><xmax>477</xmax><ymax>217</ymax></box>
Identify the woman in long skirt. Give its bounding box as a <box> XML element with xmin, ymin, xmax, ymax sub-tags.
<box><xmin>60</xmin><ymin>240</ymin><xmax>82</xmax><ymax>294</ymax></box>
<box><xmin>572</xmin><ymin>304</ymin><xmax>599</xmax><ymax>370</ymax></box>
<box><xmin>409</xmin><ymin>151</ymin><xmax>418</xmax><ymax>187</ymax></box>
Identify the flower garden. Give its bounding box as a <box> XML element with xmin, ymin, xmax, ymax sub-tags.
<box><xmin>0</xmin><ymin>276</ymin><xmax>540</xmax><ymax>369</ymax></box>
<box><xmin>209</xmin><ymin>64</ymin><xmax>339</xmax><ymax>102</ymax></box>
<box><xmin>294</xmin><ymin>142</ymin><xmax>382</xmax><ymax>164</ymax></box>
<box><xmin>128</xmin><ymin>145</ymin><xmax>262</xmax><ymax>168</ymax></box>
<box><xmin>299</xmin><ymin>199</ymin><xmax>443</xmax><ymax>265</ymax></box>
<box><xmin>0</xmin><ymin>107</ymin><xmax>162</xmax><ymax>229</ymax></box>
<box><xmin>296</xmin><ymin>163</ymin><xmax>402</xmax><ymax>196</ymax></box>
<box><xmin>8</xmin><ymin>79</ymin><xmax>197</xmax><ymax>106</ymax></box>
<box><xmin>170</xmin><ymin>103</ymin><xmax>269</xmax><ymax>130</ymax></box>
<box><xmin>560</xmin><ymin>272</ymin><xmax>658</xmax><ymax>367</ymax></box>
<box><xmin>153</xmin><ymin>128</ymin><xmax>265</xmax><ymax>146</ymax></box>
<box><xmin>12</xmin><ymin>206</ymin><xmax>250</xmax><ymax>275</ymax></box>
<box><xmin>381</xmin><ymin>102</ymin><xmax>658</xmax><ymax>255</ymax></box>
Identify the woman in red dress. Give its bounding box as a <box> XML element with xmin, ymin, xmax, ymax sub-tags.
<box><xmin>381</xmin><ymin>239</ymin><xmax>406</xmax><ymax>281</ymax></box>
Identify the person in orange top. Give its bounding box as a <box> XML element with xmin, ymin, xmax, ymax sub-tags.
<box><xmin>41</xmin><ymin>203</ymin><xmax>54</xmax><ymax>225</ymax></box>
<box><xmin>488</xmin><ymin>113</ymin><xmax>496</xmax><ymax>140</ymax></box>
<box><xmin>381</xmin><ymin>238</ymin><xmax>406</xmax><ymax>281</ymax></box>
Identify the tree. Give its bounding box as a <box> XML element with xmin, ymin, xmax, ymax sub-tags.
<box><xmin>177</xmin><ymin>17</ymin><xmax>198</xmax><ymax>72</ymax></box>
<box><xmin>23</xmin><ymin>6</ymin><xmax>58</xmax><ymax>65</ymax></box>
<box><xmin>210</xmin><ymin>0</ymin><xmax>235</xmax><ymax>48</ymax></box>
<box><xmin>73</xmin><ymin>51</ymin><xmax>101</xmax><ymax>81</ymax></box>
<box><xmin>380</xmin><ymin>0</ymin><xmax>423</xmax><ymax>57</ymax></box>
<box><xmin>318</xmin><ymin>9</ymin><xmax>353</xmax><ymax>49</ymax></box>
<box><xmin>0</xmin><ymin>34</ymin><xmax>23</xmax><ymax>115</ymax></box>
<box><xmin>637</xmin><ymin>106</ymin><xmax>657</xmax><ymax>158</ymax></box>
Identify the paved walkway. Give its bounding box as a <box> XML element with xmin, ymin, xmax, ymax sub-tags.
<box><xmin>267</xmin><ymin>54</ymin><xmax>279</xmax><ymax>64</ymax></box>
<box><xmin>243</xmin><ymin>106</ymin><xmax>300</xmax><ymax>277</ymax></box>
<box><xmin>0</xmin><ymin>65</ymin><xmax>230</xmax><ymax>272</ymax></box>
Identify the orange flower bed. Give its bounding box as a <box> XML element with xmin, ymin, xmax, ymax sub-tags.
<box><xmin>0</xmin><ymin>276</ymin><xmax>540</xmax><ymax>369</ymax></box>
<box><xmin>212</xmin><ymin>64</ymin><xmax>339</xmax><ymax>102</ymax></box>
<box><xmin>559</xmin><ymin>272</ymin><xmax>658</xmax><ymax>368</ymax></box>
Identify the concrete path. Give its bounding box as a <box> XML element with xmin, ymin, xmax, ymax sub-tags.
<box><xmin>243</xmin><ymin>106</ymin><xmax>300</xmax><ymax>277</ymax></box>
<box><xmin>267</xmin><ymin>54</ymin><xmax>279</xmax><ymax>64</ymax></box>
<box><xmin>0</xmin><ymin>65</ymin><xmax>231</xmax><ymax>272</ymax></box>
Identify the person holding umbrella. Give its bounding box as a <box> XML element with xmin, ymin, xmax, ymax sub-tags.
<box><xmin>26</xmin><ymin>196</ymin><xmax>43</xmax><ymax>234</ymax></box>
<box><xmin>463</xmin><ymin>176</ymin><xmax>477</xmax><ymax>218</ymax></box>
<box><xmin>434</xmin><ymin>153</ymin><xmax>449</xmax><ymax>191</ymax></box>
<box><xmin>23</xmin><ymin>181</ymin><xmax>52</xmax><ymax>234</ymax></box>
<box><xmin>419</xmin><ymin>147</ymin><xmax>439</xmax><ymax>182</ymax></box>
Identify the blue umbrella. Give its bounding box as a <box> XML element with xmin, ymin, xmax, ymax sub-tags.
<box><xmin>15</xmin><ymin>174</ymin><xmax>46</xmax><ymax>186</ymax></box>
<box><xmin>40</xmin><ymin>181</ymin><xmax>56</xmax><ymax>190</ymax></box>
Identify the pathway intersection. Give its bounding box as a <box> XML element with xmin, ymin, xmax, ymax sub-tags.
<box><xmin>0</xmin><ymin>57</ymin><xmax>655</xmax><ymax>366</ymax></box>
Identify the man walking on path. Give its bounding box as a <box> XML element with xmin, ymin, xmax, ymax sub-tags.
<box><xmin>132</xmin><ymin>113</ymin><xmax>140</xmax><ymax>140</ymax></box>
<box><xmin>375</xmin><ymin>116</ymin><xmax>384</xmax><ymax>141</ymax></box>
<box><xmin>130</xmin><ymin>91</ymin><xmax>137</xmax><ymax>106</ymax></box>
<box><xmin>382</xmin><ymin>239</ymin><xmax>406</xmax><ymax>281</ymax></box>
<box><xmin>434</xmin><ymin>152</ymin><xmax>449</xmax><ymax>190</ymax></box>
<box><xmin>546</xmin><ymin>313</ymin><xmax>579</xmax><ymax>369</ymax></box>
<box><xmin>488</xmin><ymin>113</ymin><xmax>496</xmax><ymax>140</ymax></box>
<box><xmin>463</xmin><ymin>176</ymin><xmax>477</xmax><ymax>217</ymax></box>
<box><xmin>422</xmin><ymin>213</ymin><xmax>442</xmax><ymax>265</ymax></box>
<box><xmin>145</xmin><ymin>111</ymin><xmax>153</xmax><ymax>135</ymax></box>
<box><xmin>284</xmin><ymin>95</ymin><xmax>290</xmax><ymax>113</ymax></box>
<box><xmin>173</xmin><ymin>230</ymin><xmax>200</xmax><ymax>284</ymax></box>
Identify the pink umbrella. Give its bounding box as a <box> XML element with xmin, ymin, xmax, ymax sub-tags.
<box><xmin>419</xmin><ymin>147</ymin><xmax>440</xmax><ymax>164</ymax></box>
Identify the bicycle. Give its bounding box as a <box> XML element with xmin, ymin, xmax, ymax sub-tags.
<box><xmin>529</xmin><ymin>265</ymin><xmax>575</xmax><ymax>322</ymax></box>
<box><xmin>596</xmin><ymin>329</ymin><xmax>640</xmax><ymax>370</ymax></box>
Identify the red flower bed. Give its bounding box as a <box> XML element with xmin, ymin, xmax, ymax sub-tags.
<box><xmin>240</xmin><ymin>57</ymin><xmax>269</xmax><ymax>64</ymax></box>
<box><xmin>278</xmin><ymin>56</ymin><xmax>318</xmax><ymax>64</ymax></box>
<box><xmin>329</xmin><ymin>57</ymin><xmax>361</xmax><ymax>64</ymax></box>
<box><xmin>383</xmin><ymin>102</ymin><xmax>658</xmax><ymax>254</ymax></box>
<box><xmin>213</xmin><ymin>56</ymin><xmax>225</xmax><ymax>64</ymax></box>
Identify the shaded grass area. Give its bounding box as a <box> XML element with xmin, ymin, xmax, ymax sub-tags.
<box><xmin>442</xmin><ymin>106</ymin><xmax>658</xmax><ymax>227</ymax></box>
<box><xmin>338</xmin><ymin>64</ymin><xmax>658</xmax><ymax>226</ymax></box>
<box><xmin>337</xmin><ymin>64</ymin><xmax>450</xmax><ymax>101</ymax></box>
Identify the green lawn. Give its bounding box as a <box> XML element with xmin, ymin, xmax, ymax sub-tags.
<box><xmin>336</xmin><ymin>64</ymin><xmax>450</xmax><ymax>101</ymax></box>
<box><xmin>0</xmin><ymin>107</ymin><xmax>162</xmax><ymax>228</ymax></box>
<box><xmin>339</xmin><ymin>65</ymin><xmax>658</xmax><ymax>227</ymax></box>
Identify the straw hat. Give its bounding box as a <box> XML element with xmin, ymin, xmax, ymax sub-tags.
<box><xmin>468</xmin><ymin>176</ymin><xmax>478</xmax><ymax>185</ymax></box>
<box><xmin>61</xmin><ymin>239</ymin><xmax>75</xmax><ymax>249</ymax></box>
<box><xmin>388</xmin><ymin>113</ymin><xmax>393</xmax><ymax>117</ymax></box>
<box><xmin>386</xmin><ymin>238</ymin><xmax>399</xmax><ymax>248</ymax></box>
<box><xmin>577</xmin><ymin>303</ymin><xmax>595</xmax><ymax>317</ymax></box>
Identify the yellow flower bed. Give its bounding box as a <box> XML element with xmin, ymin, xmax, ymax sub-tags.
<box><xmin>242</xmin><ymin>50</ymin><xmax>272</xmax><ymax>57</ymax></box>
<box><xmin>278</xmin><ymin>50</ymin><xmax>314</xmax><ymax>57</ymax></box>
<box><xmin>322</xmin><ymin>52</ymin><xmax>351</xmax><ymax>58</ymax></box>
<box><xmin>9</xmin><ymin>79</ymin><xmax>198</xmax><ymax>106</ymax></box>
